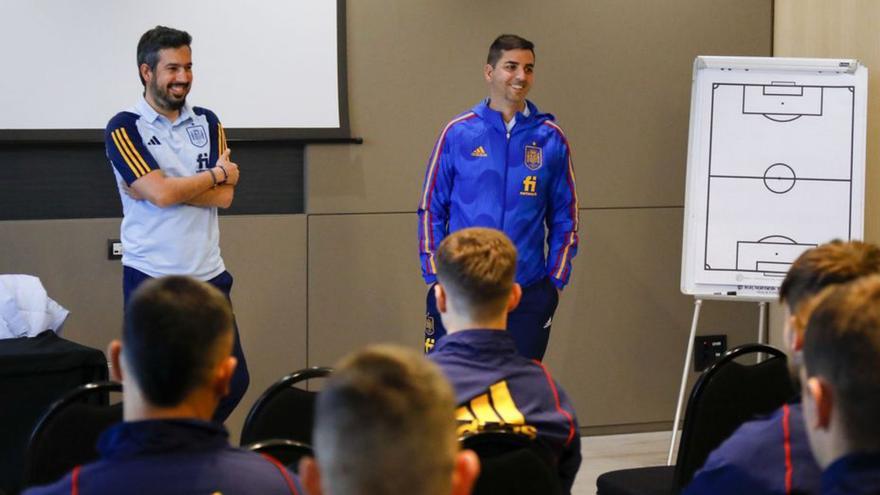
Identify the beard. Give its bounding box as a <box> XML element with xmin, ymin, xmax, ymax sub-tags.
<box><xmin>148</xmin><ymin>79</ymin><xmax>189</xmax><ymax>112</ymax></box>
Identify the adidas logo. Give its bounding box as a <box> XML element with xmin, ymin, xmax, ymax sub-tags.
<box><xmin>147</xmin><ymin>136</ymin><xmax>162</xmax><ymax>146</ymax></box>
<box><xmin>471</xmin><ymin>146</ymin><xmax>488</xmax><ymax>157</ymax></box>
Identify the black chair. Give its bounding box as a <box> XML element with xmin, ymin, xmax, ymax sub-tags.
<box><xmin>461</xmin><ymin>430</ymin><xmax>563</xmax><ymax>495</ymax></box>
<box><xmin>22</xmin><ymin>381</ymin><xmax>123</xmax><ymax>490</ymax></box>
<box><xmin>596</xmin><ymin>343</ymin><xmax>795</xmax><ymax>495</ymax></box>
<box><xmin>0</xmin><ymin>331</ymin><xmax>107</xmax><ymax>495</ymax></box>
<box><xmin>240</xmin><ymin>367</ymin><xmax>333</xmax><ymax>447</ymax></box>
<box><xmin>245</xmin><ymin>439</ymin><xmax>315</xmax><ymax>473</ymax></box>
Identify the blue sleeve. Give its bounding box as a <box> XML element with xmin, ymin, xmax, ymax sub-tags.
<box><xmin>105</xmin><ymin>112</ymin><xmax>161</xmax><ymax>185</ymax></box>
<box><xmin>683</xmin><ymin>463</ymin><xmax>768</xmax><ymax>495</ymax></box>
<box><xmin>193</xmin><ymin>106</ymin><xmax>227</xmax><ymax>169</ymax></box>
<box><xmin>543</xmin><ymin>123</ymin><xmax>579</xmax><ymax>289</ymax></box>
<box><xmin>417</xmin><ymin>126</ymin><xmax>455</xmax><ymax>284</ymax></box>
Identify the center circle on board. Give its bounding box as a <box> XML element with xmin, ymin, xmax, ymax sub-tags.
<box><xmin>762</xmin><ymin>163</ymin><xmax>796</xmax><ymax>194</ymax></box>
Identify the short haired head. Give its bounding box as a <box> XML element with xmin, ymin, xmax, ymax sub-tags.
<box><xmin>136</xmin><ymin>26</ymin><xmax>192</xmax><ymax>86</ymax></box>
<box><xmin>306</xmin><ymin>345</ymin><xmax>476</xmax><ymax>495</ymax></box>
<box><xmin>802</xmin><ymin>275</ymin><xmax>880</xmax><ymax>463</ymax></box>
<box><xmin>436</xmin><ymin>227</ymin><xmax>517</xmax><ymax>322</ymax></box>
<box><xmin>122</xmin><ymin>276</ymin><xmax>233</xmax><ymax>407</ymax></box>
<box><xmin>487</xmin><ymin>34</ymin><xmax>534</xmax><ymax>68</ymax></box>
<box><xmin>779</xmin><ymin>239</ymin><xmax>880</xmax><ymax>321</ymax></box>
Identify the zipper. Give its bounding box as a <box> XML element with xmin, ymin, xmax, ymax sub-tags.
<box><xmin>500</xmin><ymin>128</ymin><xmax>511</xmax><ymax>230</ymax></box>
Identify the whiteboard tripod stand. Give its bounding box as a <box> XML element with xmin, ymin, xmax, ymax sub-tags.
<box><xmin>666</xmin><ymin>296</ymin><xmax>769</xmax><ymax>465</ymax></box>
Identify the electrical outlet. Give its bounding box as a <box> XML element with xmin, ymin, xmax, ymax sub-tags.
<box><xmin>694</xmin><ymin>334</ymin><xmax>727</xmax><ymax>372</ymax></box>
<box><xmin>107</xmin><ymin>239</ymin><xmax>123</xmax><ymax>260</ymax></box>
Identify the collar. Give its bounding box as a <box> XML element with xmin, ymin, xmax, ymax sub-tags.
<box><xmin>822</xmin><ymin>451</ymin><xmax>880</xmax><ymax>492</ymax></box>
<box><xmin>433</xmin><ymin>329</ymin><xmax>519</xmax><ymax>357</ymax></box>
<box><xmin>473</xmin><ymin>99</ymin><xmax>547</xmax><ymax>135</ymax></box>
<box><xmin>98</xmin><ymin>418</ymin><xmax>230</xmax><ymax>460</ymax></box>
<box><xmin>505</xmin><ymin>103</ymin><xmax>530</xmax><ymax>133</ymax></box>
<box><xmin>136</xmin><ymin>96</ymin><xmax>193</xmax><ymax>126</ymax></box>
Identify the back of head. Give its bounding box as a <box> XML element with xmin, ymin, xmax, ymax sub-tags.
<box><xmin>123</xmin><ymin>276</ymin><xmax>233</xmax><ymax>407</ymax></box>
<box><xmin>136</xmin><ymin>25</ymin><xmax>192</xmax><ymax>84</ymax></box>
<box><xmin>803</xmin><ymin>274</ymin><xmax>880</xmax><ymax>452</ymax></box>
<box><xmin>779</xmin><ymin>240</ymin><xmax>880</xmax><ymax>313</ymax></box>
<box><xmin>436</xmin><ymin>227</ymin><xmax>517</xmax><ymax>322</ymax></box>
<box><xmin>313</xmin><ymin>345</ymin><xmax>458</xmax><ymax>495</ymax></box>
<box><xmin>487</xmin><ymin>34</ymin><xmax>534</xmax><ymax>67</ymax></box>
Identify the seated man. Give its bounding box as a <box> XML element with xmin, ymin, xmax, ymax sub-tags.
<box><xmin>685</xmin><ymin>240</ymin><xmax>880</xmax><ymax>494</ymax></box>
<box><xmin>25</xmin><ymin>276</ymin><xmax>303</xmax><ymax>495</ymax></box>
<box><xmin>299</xmin><ymin>344</ymin><xmax>480</xmax><ymax>495</ymax></box>
<box><xmin>801</xmin><ymin>275</ymin><xmax>880</xmax><ymax>494</ymax></box>
<box><xmin>425</xmin><ymin>227</ymin><xmax>581</xmax><ymax>493</ymax></box>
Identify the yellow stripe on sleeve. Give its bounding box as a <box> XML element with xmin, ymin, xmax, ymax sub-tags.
<box><xmin>489</xmin><ymin>381</ymin><xmax>526</xmax><ymax>425</ymax></box>
<box><xmin>218</xmin><ymin>123</ymin><xmax>227</xmax><ymax>154</ymax></box>
<box><xmin>119</xmin><ymin>128</ymin><xmax>152</xmax><ymax>176</ymax></box>
<box><xmin>111</xmin><ymin>129</ymin><xmax>148</xmax><ymax>178</ymax></box>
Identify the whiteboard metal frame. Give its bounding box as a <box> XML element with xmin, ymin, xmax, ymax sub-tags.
<box><xmin>681</xmin><ymin>56</ymin><xmax>867</xmax><ymax>301</ymax></box>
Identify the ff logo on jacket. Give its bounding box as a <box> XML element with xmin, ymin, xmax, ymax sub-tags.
<box><xmin>521</xmin><ymin>176</ymin><xmax>538</xmax><ymax>196</ymax></box>
<box><xmin>455</xmin><ymin>380</ymin><xmax>537</xmax><ymax>438</ymax></box>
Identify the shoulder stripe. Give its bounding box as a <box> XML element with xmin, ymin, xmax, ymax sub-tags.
<box><xmin>118</xmin><ymin>128</ymin><xmax>151</xmax><ymax>176</ymax></box>
<box><xmin>70</xmin><ymin>465</ymin><xmax>81</xmax><ymax>495</ymax></box>
<box><xmin>218</xmin><ymin>123</ymin><xmax>228</xmax><ymax>154</ymax></box>
<box><xmin>543</xmin><ymin>121</ymin><xmax>580</xmax><ymax>280</ymax></box>
<box><xmin>419</xmin><ymin>112</ymin><xmax>477</xmax><ymax>264</ymax></box>
<box><xmin>533</xmin><ymin>359</ymin><xmax>577</xmax><ymax>446</ymax></box>
<box><xmin>260</xmin><ymin>453</ymin><xmax>301</xmax><ymax>495</ymax></box>
<box><xmin>782</xmin><ymin>404</ymin><xmax>793</xmax><ymax>494</ymax></box>
<box><xmin>110</xmin><ymin>128</ymin><xmax>149</xmax><ymax>178</ymax></box>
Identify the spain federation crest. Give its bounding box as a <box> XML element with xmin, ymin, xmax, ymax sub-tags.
<box><xmin>186</xmin><ymin>125</ymin><xmax>208</xmax><ymax>148</ymax></box>
<box><xmin>524</xmin><ymin>145</ymin><xmax>543</xmax><ymax>170</ymax></box>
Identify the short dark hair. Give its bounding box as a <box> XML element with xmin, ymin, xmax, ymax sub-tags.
<box><xmin>123</xmin><ymin>276</ymin><xmax>233</xmax><ymax>407</ymax></box>
<box><xmin>436</xmin><ymin>227</ymin><xmax>517</xmax><ymax>321</ymax></box>
<box><xmin>136</xmin><ymin>25</ymin><xmax>192</xmax><ymax>86</ymax></box>
<box><xmin>779</xmin><ymin>240</ymin><xmax>880</xmax><ymax>312</ymax></box>
<box><xmin>313</xmin><ymin>345</ymin><xmax>458</xmax><ymax>495</ymax></box>
<box><xmin>803</xmin><ymin>275</ymin><xmax>880</xmax><ymax>450</ymax></box>
<box><xmin>487</xmin><ymin>34</ymin><xmax>535</xmax><ymax>67</ymax></box>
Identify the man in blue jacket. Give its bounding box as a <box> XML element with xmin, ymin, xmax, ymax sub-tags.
<box><xmin>800</xmin><ymin>275</ymin><xmax>880</xmax><ymax>495</ymax></box>
<box><xmin>685</xmin><ymin>241</ymin><xmax>880</xmax><ymax>494</ymax></box>
<box><xmin>24</xmin><ymin>276</ymin><xmax>303</xmax><ymax>495</ymax></box>
<box><xmin>418</xmin><ymin>34</ymin><xmax>579</xmax><ymax>360</ymax></box>
<box><xmin>427</xmin><ymin>227</ymin><xmax>581</xmax><ymax>493</ymax></box>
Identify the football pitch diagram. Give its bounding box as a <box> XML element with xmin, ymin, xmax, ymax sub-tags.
<box><xmin>702</xmin><ymin>82</ymin><xmax>856</xmax><ymax>277</ymax></box>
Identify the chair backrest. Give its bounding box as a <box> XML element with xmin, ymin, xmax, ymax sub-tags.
<box><xmin>461</xmin><ymin>430</ymin><xmax>562</xmax><ymax>495</ymax></box>
<box><xmin>673</xmin><ymin>343</ymin><xmax>795</xmax><ymax>489</ymax></box>
<box><xmin>240</xmin><ymin>367</ymin><xmax>333</xmax><ymax>446</ymax></box>
<box><xmin>0</xmin><ymin>331</ymin><xmax>107</xmax><ymax>495</ymax></box>
<box><xmin>245</xmin><ymin>439</ymin><xmax>315</xmax><ymax>473</ymax></box>
<box><xmin>23</xmin><ymin>381</ymin><xmax>123</xmax><ymax>489</ymax></box>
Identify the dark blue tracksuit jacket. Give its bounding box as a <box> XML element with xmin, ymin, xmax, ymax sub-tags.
<box><xmin>684</xmin><ymin>401</ymin><xmax>821</xmax><ymax>495</ymax></box>
<box><xmin>429</xmin><ymin>329</ymin><xmax>582</xmax><ymax>493</ymax></box>
<box><xmin>23</xmin><ymin>419</ymin><xmax>303</xmax><ymax>495</ymax></box>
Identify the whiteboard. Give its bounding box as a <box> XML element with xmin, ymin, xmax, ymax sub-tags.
<box><xmin>0</xmin><ymin>0</ymin><xmax>346</xmax><ymax>139</ymax></box>
<box><xmin>681</xmin><ymin>56</ymin><xmax>867</xmax><ymax>300</ymax></box>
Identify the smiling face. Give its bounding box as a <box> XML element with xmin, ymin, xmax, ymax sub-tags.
<box><xmin>484</xmin><ymin>48</ymin><xmax>534</xmax><ymax>114</ymax></box>
<box><xmin>141</xmin><ymin>45</ymin><xmax>192</xmax><ymax>117</ymax></box>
